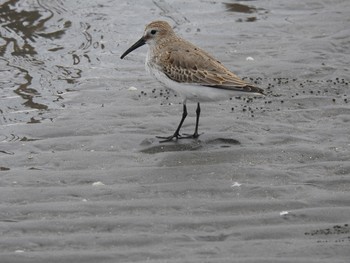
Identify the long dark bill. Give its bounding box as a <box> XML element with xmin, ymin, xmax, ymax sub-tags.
<box><xmin>120</xmin><ymin>37</ymin><xmax>146</xmax><ymax>59</ymax></box>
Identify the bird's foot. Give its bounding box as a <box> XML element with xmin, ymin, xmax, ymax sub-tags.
<box><xmin>156</xmin><ymin>132</ymin><xmax>201</xmax><ymax>143</ymax></box>
<box><xmin>180</xmin><ymin>132</ymin><xmax>201</xmax><ymax>139</ymax></box>
<box><xmin>156</xmin><ymin>133</ymin><xmax>182</xmax><ymax>143</ymax></box>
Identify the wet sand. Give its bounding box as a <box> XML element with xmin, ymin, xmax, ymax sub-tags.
<box><xmin>1</xmin><ymin>0</ymin><xmax>350</xmax><ymax>262</ymax></box>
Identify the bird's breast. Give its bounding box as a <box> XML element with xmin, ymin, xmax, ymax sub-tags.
<box><xmin>145</xmin><ymin>50</ymin><xmax>162</xmax><ymax>80</ymax></box>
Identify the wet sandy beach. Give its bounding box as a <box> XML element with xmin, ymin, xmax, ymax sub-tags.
<box><xmin>1</xmin><ymin>0</ymin><xmax>350</xmax><ymax>262</ymax></box>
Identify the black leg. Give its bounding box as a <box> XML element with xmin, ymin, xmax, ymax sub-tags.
<box><xmin>180</xmin><ymin>102</ymin><xmax>201</xmax><ymax>139</ymax></box>
<box><xmin>193</xmin><ymin>102</ymin><xmax>200</xmax><ymax>138</ymax></box>
<box><xmin>157</xmin><ymin>104</ymin><xmax>188</xmax><ymax>142</ymax></box>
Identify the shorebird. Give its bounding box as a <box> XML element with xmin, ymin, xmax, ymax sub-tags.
<box><xmin>121</xmin><ymin>21</ymin><xmax>264</xmax><ymax>142</ymax></box>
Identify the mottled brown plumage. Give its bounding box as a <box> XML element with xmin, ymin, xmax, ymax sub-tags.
<box><xmin>143</xmin><ymin>21</ymin><xmax>263</xmax><ymax>94</ymax></box>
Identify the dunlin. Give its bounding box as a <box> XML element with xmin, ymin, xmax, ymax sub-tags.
<box><xmin>121</xmin><ymin>21</ymin><xmax>264</xmax><ymax>142</ymax></box>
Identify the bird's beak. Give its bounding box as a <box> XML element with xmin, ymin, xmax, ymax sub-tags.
<box><xmin>120</xmin><ymin>37</ymin><xmax>146</xmax><ymax>59</ymax></box>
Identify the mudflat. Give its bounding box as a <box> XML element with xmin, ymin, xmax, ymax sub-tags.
<box><xmin>1</xmin><ymin>0</ymin><xmax>349</xmax><ymax>262</ymax></box>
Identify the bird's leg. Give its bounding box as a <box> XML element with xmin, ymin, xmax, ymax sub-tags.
<box><xmin>157</xmin><ymin>104</ymin><xmax>187</xmax><ymax>142</ymax></box>
<box><xmin>193</xmin><ymin>102</ymin><xmax>200</xmax><ymax>138</ymax></box>
<box><xmin>181</xmin><ymin>102</ymin><xmax>201</xmax><ymax>139</ymax></box>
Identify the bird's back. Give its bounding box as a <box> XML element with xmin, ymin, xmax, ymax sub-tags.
<box><xmin>151</xmin><ymin>37</ymin><xmax>263</xmax><ymax>94</ymax></box>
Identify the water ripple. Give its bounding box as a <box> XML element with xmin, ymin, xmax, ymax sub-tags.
<box><xmin>0</xmin><ymin>0</ymin><xmax>84</xmax><ymax>125</ymax></box>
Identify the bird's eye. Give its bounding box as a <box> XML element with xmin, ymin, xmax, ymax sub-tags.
<box><xmin>150</xmin><ymin>29</ymin><xmax>157</xmax><ymax>35</ymax></box>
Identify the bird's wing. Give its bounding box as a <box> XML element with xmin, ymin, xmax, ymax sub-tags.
<box><xmin>157</xmin><ymin>41</ymin><xmax>263</xmax><ymax>94</ymax></box>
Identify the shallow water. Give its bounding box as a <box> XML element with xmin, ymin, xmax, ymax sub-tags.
<box><xmin>1</xmin><ymin>0</ymin><xmax>350</xmax><ymax>262</ymax></box>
